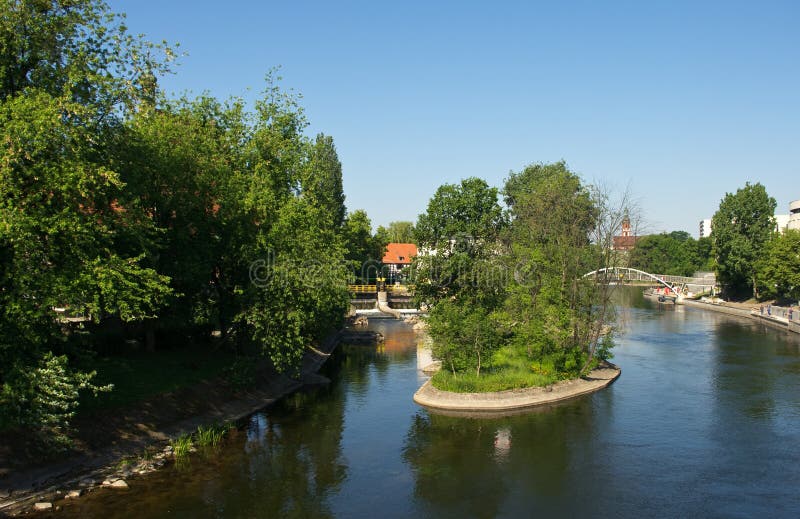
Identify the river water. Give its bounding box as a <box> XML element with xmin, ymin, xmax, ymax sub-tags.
<box><xmin>54</xmin><ymin>288</ymin><xmax>800</xmax><ymax>518</ymax></box>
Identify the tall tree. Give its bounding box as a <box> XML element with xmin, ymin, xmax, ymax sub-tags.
<box><xmin>0</xmin><ymin>90</ymin><xmax>171</xmax><ymax>448</ymax></box>
<box><xmin>233</xmin><ymin>78</ymin><xmax>349</xmax><ymax>374</ymax></box>
<box><xmin>303</xmin><ymin>133</ymin><xmax>346</xmax><ymax>230</ymax></box>
<box><xmin>502</xmin><ymin>162</ymin><xmax>603</xmax><ymax>373</ymax></box>
<box><xmin>342</xmin><ymin>210</ymin><xmax>383</xmax><ymax>282</ymax></box>
<box><xmin>712</xmin><ymin>182</ymin><xmax>776</xmax><ymax>298</ymax></box>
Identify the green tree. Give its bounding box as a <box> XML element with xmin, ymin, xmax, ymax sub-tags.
<box><xmin>755</xmin><ymin>230</ymin><xmax>800</xmax><ymax>302</ymax></box>
<box><xmin>712</xmin><ymin>182</ymin><xmax>776</xmax><ymax>298</ymax></box>
<box><xmin>232</xmin><ymin>79</ymin><xmax>349</xmax><ymax>374</ymax></box>
<box><xmin>414</xmin><ymin>177</ymin><xmax>506</xmax><ymax>377</ymax></box>
<box><xmin>0</xmin><ymin>0</ymin><xmax>176</xmax><ymax>112</ymax></box>
<box><xmin>342</xmin><ymin>210</ymin><xmax>383</xmax><ymax>282</ymax></box>
<box><xmin>427</xmin><ymin>300</ymin><xmax>502</xmax><ymax>376</ymax></box>
<box><xmin>628</xmin><ymin>232</ymin><xmax>706</xmax><ymax>277</ymax></box>
<box><xmin>0</xmin><ymin>90</ymin><xmax>171</xmax><ymax>449</ymax></box>
<box><xmin>414</xmin><ymin>177</ymin><xmax>504</xmax><ymax>306</ymax></box>
<box><xmin>303</xmin><ymin>133</ymin><xmax>346</xmax><ymax>230</ymax></box>
<box><xmin>376</xmin><ymin>221</ymin><xmax>416</xmax><ymax>244</ymax></box>
<box><xmin>502</xmin><ymin>162</ymin><xmax>604</xmax><ymax>374</ymax></box>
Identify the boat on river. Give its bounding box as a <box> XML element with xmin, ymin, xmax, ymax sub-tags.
<box><xmin>643</xmin><ymin>287</ymin><xmax>677</xmax><ymax>304</ymax></box>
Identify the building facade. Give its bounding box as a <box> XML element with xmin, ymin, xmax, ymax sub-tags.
<box><xmin>788</xmin><ymin>199</ymin><xmax>800</xmax><ymax>231</ymax></box>
<box><xmin>382</xmin><ymin>243</ymin><xmax>417</xmax><ymax>283</ymax></box>
<box><xmin>612</xmin><ymin>216</ymin><xmax>638</xmax><ymax>251</ymax></box>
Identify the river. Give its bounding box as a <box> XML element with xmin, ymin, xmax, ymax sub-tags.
<box><xmin>52</xmin><ymin>288</ymin><xmax>800</xmax><ymax>518</ymax></box>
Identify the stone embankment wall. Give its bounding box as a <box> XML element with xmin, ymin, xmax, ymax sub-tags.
<box><xmin>414</xmin><ymin>362</ymin><xmax>620</xmax><ymax>413</ymax></box>
<box><xmin>678</xmin><ymin>299</ymin><xmax>800</xmax><ymax>335</ymax></box>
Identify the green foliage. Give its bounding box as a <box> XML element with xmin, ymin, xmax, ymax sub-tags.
<box><xmin>417</xmin><ymin>162</ymin><xmax>620</xmax><ymax>386</ymax></box>
<box><xmin>0</xmin><ymin>0</ymin><xmax>177</xmax><ymax>113</ymax></box>
<box><xmin>755</xmin><ymin>230</ymin><xmax>800</xmax><ymax>302</ymax></box>
<box><xmin>195</xmin><ymin>424</ymin><xmax>226</xmax><ymax>449</ymax></box>
<box><xmin>502</xmin><ymin>162</ymin><xmax>609</xmax><ymax>374</ymax></box>
<box><xmin>303</xmin><ymin>134</ymin><xmax>346</xmax><ymax>230</ymax></box>
<box><xmin>0</xmin><ymin>353</ymin><xmax>111</xmax><ymax>452</ymax></box>
<box><xmin>171</xmin><ymin>433</ymin><xmax>193</xmax><ymax>460</ymax></box>
<box><xmin>629</xmin><ymin>232</ymin><xmax>713</xmax><ymax>276</ymax></box>
<box><xmin>342</xmin><ymin>209</ymin><xmax>384</xmax><ymax>282</ymax></box>
<box><xmin>376</xmin><ymin>221</ymin><xmax>416</xmax><ymax>245</ymax></box>
<box><xmin>0</xmin><ymin>3</ymin><xmax>351</xmax><ymax>451</ymax></box>
<box><xmin>712</xmin><ymin>182</ymin><xmax>776</xmax><ymax>298</ymax></box>
<box><xmin>413</xmin><ymin>177</ymin><xmax>504</xmax><ymax>306</ymax></box>
<box><xmin>428</xmin><ymin>300</ymin><xmax>503</xmax><ymax>376</ymax></box>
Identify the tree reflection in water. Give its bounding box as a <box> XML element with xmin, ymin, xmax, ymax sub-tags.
<box><xmin>403</xmin><ymin>399</ymin><xmax>598</xmax><ymax>518</ymax></box>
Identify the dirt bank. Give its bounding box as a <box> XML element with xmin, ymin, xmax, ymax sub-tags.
<box><xmin>0</xmin><ymin>331</ymin><xmax>343</xmax><ymax>516</ymax></box>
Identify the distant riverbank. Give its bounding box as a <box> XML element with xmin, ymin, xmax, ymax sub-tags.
<box><xmin>678</xmin><ymin>298</ymin><xmax>800</xmax><ymax>335</ymax></box>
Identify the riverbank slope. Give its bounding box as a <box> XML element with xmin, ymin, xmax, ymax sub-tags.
<box><xmin>0</xmin><ymin>332</ymin><xmax>343</xmax><ymax>516</ymax></box>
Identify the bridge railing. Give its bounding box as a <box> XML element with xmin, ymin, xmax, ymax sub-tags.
<box><xmin>348</xmin><ymin>285</ymin><xmax>376</xmax><ymax>293</ymax></box>
<box><xmin>584</xmin><ymin>267</ymin><xmax>716</xmax><ymax>291</ymax></box>
<box><xmin>347</xmin><ymin>284</ymin><xmax>414</xmax><ymax>294</ymax></box>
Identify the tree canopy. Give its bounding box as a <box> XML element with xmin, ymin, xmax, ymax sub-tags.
<box><xmin>0</xmin><ymin>2</ymin><xmax>352</xmax><ymax>450</ymax></box>
<box><xmin>628</xmin><ymin>232</ymin><xmax>713</xmax><ymax>277</ymax></box>
<box><xmin>755</xmin><ymin>230</ymin><xmax>800</xmax><ymax>303</ymax></box>
<box><xmin>416</xmin><ymin>163</ymin><xmax>621</xmax><ymax>388</ymax></box>
<box><xmin>712</xmin><ymin>182</ymin><xmax>776</xmax><ymax>298</ymax></box>
<box><xmin>376</xmin><ymin>221</ymin><xmax>416</xmax><ymax>245</ymax></box>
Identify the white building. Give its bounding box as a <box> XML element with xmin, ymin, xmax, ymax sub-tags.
<box><xmin>789</xmin><ymin>199</ymin><xmax>800</xmax><ymax>231</ymax></box>
<box><xmin>775</xmin><ymin>214</ymin><xmax>790</xmax><ymax>233</ymax></box>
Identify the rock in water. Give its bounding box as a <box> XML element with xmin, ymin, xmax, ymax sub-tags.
<box><xmin>102</xmin><ymin>479</ymin><xmax>129</xmax><ymax>489</ymax></box>
<box><xmin>111</xmin><ymin>479</ymin><xmax>129</xmax><ymax>489</ymax></box>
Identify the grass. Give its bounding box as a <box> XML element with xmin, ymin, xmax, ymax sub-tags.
<box><xmin>172</xmin><ymin>422</ymin><xmax>234</xmax><ymax>462</ymax></box>
<box><xmin>195</xmin><ymin>424</ymin><xmax>227</xmax><ymax>449</ymax></box>
<box><xmin>430</xmin><ymin>347</ymin><xmax>562</xmax><ymax>393</ymax></box>
<box><xmin>77</xmin><ymin>343</ymin><xmax>236</xmax><ymax>414</ymax></box>
<box><xmin>172</xmin><ymin>433</ymin><xmax>194</xmax><ymax>460</ymax></box>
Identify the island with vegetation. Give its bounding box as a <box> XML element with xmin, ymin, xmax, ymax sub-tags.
<box><xmin>411</xmin><ymin>163</ymin><xmax>623</xmax><ymax>410</ymax></box>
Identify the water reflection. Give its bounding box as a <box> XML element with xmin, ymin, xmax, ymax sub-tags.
<box><xmin>46</xmin><ymin>292</ymin><xmax>800</xmax><ymax>518</ymax></box>
<box><xmin>403</xmin><ymin>397</ymin><xmax>599</xmax><ymax>517</ymax></box>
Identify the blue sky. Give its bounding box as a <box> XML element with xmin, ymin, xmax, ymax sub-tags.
<box><xmin>109</xmin><ymin>0</ymin><xmax>799</xmax><ymax>236</ymax></box>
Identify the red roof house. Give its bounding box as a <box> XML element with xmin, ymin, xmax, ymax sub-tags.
<box><xmin>383</xmin><ymin>243</ymin><xmax>417</xmax><ymax>281</ymax></box>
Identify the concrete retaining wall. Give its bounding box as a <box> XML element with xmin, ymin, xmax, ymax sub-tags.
<box><xmin>678</xmin><ymin>299</ymin><xmax>799</xmax><ymax>335</ymax></box>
